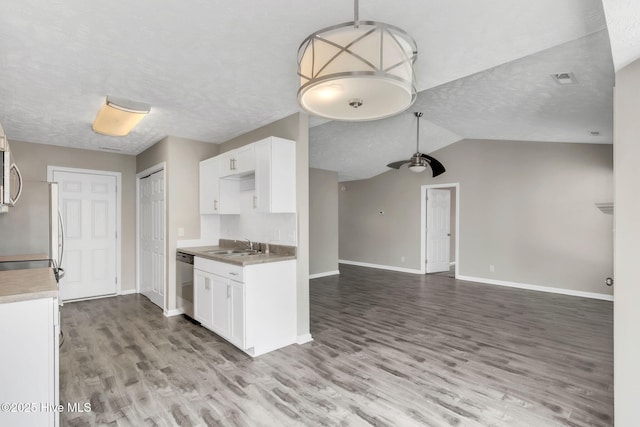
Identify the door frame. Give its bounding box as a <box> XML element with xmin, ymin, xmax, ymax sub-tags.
<box><xmin>135</xmin><ymin>162</ymin><xmax>167</xmax><ymax>311</ymax></box>
<box><xmin>421</xmin><ymin>183</ymin><xmax>460</xmax><ymax>277</ymax></box>
<box><xmin>47</xmin><ymin>165</ymin><xmax>123</xmax><ymax>296</ymax></box>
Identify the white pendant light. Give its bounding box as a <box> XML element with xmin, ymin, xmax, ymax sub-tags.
<box><xmin>297</xmin><ymin>0</ymin><xmax>418</xmax><ymax>121</ymax></box>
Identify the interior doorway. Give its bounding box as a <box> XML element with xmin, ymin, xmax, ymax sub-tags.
<box><xmin>137</xmin><ymin>164</ymin><xmax>166</xmax><ymax>310</ymax></box>
<box><xmin>421</xmin><ymin>183</ymin><xmax>459</xmax><ymax>277</ymax></box>
<box><xmin>48</xmin><ymin>166</ymin><xmax>121</xmax><ymax>301</ymax></box>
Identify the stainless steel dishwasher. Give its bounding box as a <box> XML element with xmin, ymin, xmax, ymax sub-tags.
<box><xmin>176</xmin><ymin>251</ymin><xmax>195</xmax><ymax>319</ymax></box>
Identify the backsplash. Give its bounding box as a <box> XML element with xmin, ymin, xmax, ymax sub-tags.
<box><xmin>219</xmin><ymin>212</ymin><xmax>297</xmax><ymax>245</ymax></box>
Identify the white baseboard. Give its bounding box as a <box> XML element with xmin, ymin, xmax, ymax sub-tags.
<box><xmin>119</xmin><ymin>289</ymin><xmax>137</xmax><ymax>296</ymax></box>
<box><xmin>309</xmin><ymin>270</ymin><xmax>340</xmax><ymax>279</ymax></box>
<box><xmin>456</xmin><ymin>275</ymin><xmax>613</xmax><ymax>301</ymax></box>
<box><xmin>339</xmin><ymin>259</ymin><xmax>422</xmax><ymax>275</ymax></box>
<box><xmin>296</xmin><ymin>333</ymin><xmax>313</xmax><ymax>345</ymax></box>
<box><xmin>164</xmin><ymin>309</ymin><xmax>184</xmax><ymax>317</ymax></box>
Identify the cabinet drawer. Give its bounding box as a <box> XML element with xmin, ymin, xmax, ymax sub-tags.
<box><xmin>195</xmin><ymin>257</ymin><xmax>244</xmax><ymax>282</ymax></box>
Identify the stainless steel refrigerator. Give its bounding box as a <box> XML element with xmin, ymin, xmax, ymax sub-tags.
<box><xmin>0</xmin><ymin>180</ymin><xmax>64</xmax><ymax>277</ymax></box>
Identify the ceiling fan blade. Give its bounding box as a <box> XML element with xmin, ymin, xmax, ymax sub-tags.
<box><xmin>419</xmin><ymin>154</ymin><xmax>446</xmax><ymax>177</ymax></box>
<box><xmin>387</xmin><ymin>160</ymin><xmax>410</xmax><ymax>169</ymax></box>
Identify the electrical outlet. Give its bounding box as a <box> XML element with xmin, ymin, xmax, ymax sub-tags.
<box><xmin>178</xmin><ymin>227</ymin><xmax>184</xmax><ymax>237</ymax></box>
<box><xmin>401</xmin><ymin>256</ymin><xmax>405</xmax><ymax>263</ymax></box>
<box><xmin>489</xmin><ymin>264</ymin><xmax>495</xmax><ymax>272</ymax></box>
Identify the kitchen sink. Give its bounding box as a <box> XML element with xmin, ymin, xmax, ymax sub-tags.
<box><xmin>205</xmin><ymin>249</ymin><xmax>259</xmax><ymax>256</ymax></box>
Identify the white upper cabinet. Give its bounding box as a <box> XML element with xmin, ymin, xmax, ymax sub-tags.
<box><xmin>219</xmin><ymin>145</ymin><xmax>256</xmax><ymax>178</ymax></box>
<box><xmin>200</xmin><ymin>156</ymin><xmax>241</xmax><ymax>214</ymax></box>
<box><xmin>199</xmin><ymin>136</ymin><xmax>296</xmax><ymax>215</ymax></box>
<box><xmin>255</xmin><ymin>137</ymin><xmax>296</xmax><ymax>213</ymax></box>
<box><xmin>199</xmin><ymin>156</ymin><xmax>219</xmax><ymax>214</ymax></box>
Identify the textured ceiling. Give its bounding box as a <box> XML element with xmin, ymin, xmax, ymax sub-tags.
<box><xmin>312</xmin><ymin>30</ymin><xmax>614</xmax><ymax>181</ymax></box>
<box><xmin>0</xmin><ymin>0</ymin><xmax>618</xmax><ymax>180</ymax></box>
<box><xmin>602</xmin><ymin>0</ymin><xmax>640</xmax><ymax>70</ymax></box>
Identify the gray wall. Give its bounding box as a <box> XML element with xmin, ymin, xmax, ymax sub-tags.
<box><xmin>218</xmin><ymin>113</ymin><xmax>311</xmax><ymax>339</ymax></box>
<box><xmin>339</xmin><ymin>139</ymin><xmax>613</xmax><ymax>295</ymax></box>
<box><xmin>613</xmin><ymin>57</ymin><xmax>640</xmax><ymax>426</ymax></box>
<box><xmin>137</xmin><ymin>136</ymin><xmax>219</xmax><ymax>311</ymax></box>
<box><xmin>8</xmin><ymin>140</ymin><xmax>138</xmax><ymax>291</ymax></box>
<box><xmin>309</xmin><ymin>168</ymin><xmax>339</xmax><ymax>276</ymax></box>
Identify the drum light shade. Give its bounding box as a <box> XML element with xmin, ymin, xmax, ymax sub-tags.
<box><xmin>92</xmin><ymin>96</ymin><xmax>150</xmax><ymax>137</ymax></box>
<box><xmin>297</xmin><ymin>20</ymin><xmax>417</xmax><ymax>121</ymax></box>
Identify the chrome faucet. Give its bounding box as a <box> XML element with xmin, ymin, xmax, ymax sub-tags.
<box><xmin>237</xmin><ymin>238</ymin><xmax>253</xmax><ymax>251</ymax></box>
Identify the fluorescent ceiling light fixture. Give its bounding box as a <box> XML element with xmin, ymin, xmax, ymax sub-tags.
<box><xmin>297</xmin><ymin>0</ymin><xmax>417</xmax><ymax>121</ymax></box>
<box><xmin>92</xmin><ymin>96</ymin><xmax>150</xmax><ymax>136</ymax></box>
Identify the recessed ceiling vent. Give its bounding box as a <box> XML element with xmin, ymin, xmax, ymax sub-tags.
<box><xmin>551</xmin><ymin>72</ymin><xmax>578</xmax><ymax>85</ymax></box>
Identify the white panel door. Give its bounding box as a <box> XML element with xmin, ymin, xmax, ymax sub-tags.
<box><xmin>139</xmin><ymin>170</ymin><xmax>165</xmax><ymax>309</ymax></box>
<box><xmin>54</xmin><ymin>170</ymin><xmax>117</xmax><ymax>301</ymax></box>
<box><xmin>426</xmin><ymin>188</ymin><xmax>451</xmax><ymax>273</ymax></box>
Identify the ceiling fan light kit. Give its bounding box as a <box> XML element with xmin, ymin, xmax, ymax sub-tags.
<box><xmin>297</xmin><ymin>0</ymin><xmax>418</xmax><ymax>121</ymax></box>
<box><xmin>92</xmin><ymin>96</ymin><xmax>150</xmax><ymax>137</ymax></box>
<box><xmin>387</xmin><ymin>112</ymin><xmax>446</xmax><ymax>177</ymax></box>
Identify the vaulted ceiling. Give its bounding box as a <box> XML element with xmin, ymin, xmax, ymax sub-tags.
<box><xmin>0</xmin><ymin>1</ymin><xmax>635</xmax><ymax>181</ymax></box>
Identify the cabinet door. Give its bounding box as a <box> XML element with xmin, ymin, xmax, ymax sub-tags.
<box><xmin>0</xmin><ymin>298</ymin><xmax>57</xmax><ymax>427</ymax></box>
<box><xmin>210</xmin><ymin>275</ymin><xmax>231</xmax><ymax>337</ymax></box>
<box><xmin>218</xmin><ymin>152</ymin><xmax>235</xmax><ymax>177</ymax></box>
<box><xmin>254</xmin><ymin>140</ymin><xmax>271</xmax><ymax>212</ymax></box>
<box><xmin>194</xmin><ymin>270</ymin><xmax>213</xmax><ymax>328</ymax></box>
<box><xmin>255</xmin><ymin>138</ymin><xmax>296</xmax><ymax>213</ymax></box>
<box><xmin>199</xmin><ymin>157</ymin><xmax>220</xmax><ymax>214</ymax></box>
<box><xmin>229</xmin><ymin>280</ymin><xmax>245</xmax><ymax>348</ymax></box>
<box><xmin>235</xmin><ymin>144</ymin><xmax>255</xmax><ymax>175</ymax></box>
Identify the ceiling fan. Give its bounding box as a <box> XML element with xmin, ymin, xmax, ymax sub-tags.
<box><xmin>386</xmin><ymin>112</ymin><xmax>446</xmax><ymax>177</ymax></box>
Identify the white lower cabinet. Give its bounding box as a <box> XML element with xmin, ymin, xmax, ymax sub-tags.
<box><xmin>194</xmin><ymin>270</ymin><xmax>213</xmax><ymax>329</ymax></box>
<box><xmin>194</xmin><ymin>257</ymin><xmax>295</xmax><ymax>357</ymax></box>
<box><xmin>210</xmin><ymin>274</ymin><xmax>230</xmax><ymax>337</ymax></box>
<box><xmin>0</xmin><ymin>297</ymin><xmax>59</xmax><ymax>427</ymax></box>
<box><xmin>229</xmin><ymin>281</ymin><xmax>245</xmax><ymax>348</ymax></box>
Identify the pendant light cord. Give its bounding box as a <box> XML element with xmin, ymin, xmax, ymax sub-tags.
<box><xmin>354</xmin><ymin>0</ymin><xmax>359</xmax><ymax>28</ymax></box>
<box><xmin>415</xmin><ymin>112</ymin><xmax>423</xmax><ymax>152</ymax></box>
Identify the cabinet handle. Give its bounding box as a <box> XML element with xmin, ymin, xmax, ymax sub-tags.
<box><xmin>253</xmin><ymin>195</ymin><xmax>257</xmax><ymax>209</ymax></box>
<box><xmin>214</xmin><ymin>199</ymin><xmax>218</xmax><ymax>211</ymax></box>
<box><xmin>227</xmin><ymin>285</ymin><xmax>231</xmax><ymax>298</ymax></box>
<box><xmin>229</xmin><ymin>272</ymin><xmax>238</xmax><ymax>276</ymax></box>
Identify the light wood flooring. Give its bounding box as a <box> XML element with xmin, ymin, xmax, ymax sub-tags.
<box><xmin>60</xmin><ymin>264</ymin><xmax>613</xmax><ymax>426</ymax></box>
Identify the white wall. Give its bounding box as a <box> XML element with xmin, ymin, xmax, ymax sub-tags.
<box><xmin>613</xmin><ymin>56</ymin><xmax>640</xmax><ymax>426</ymax></box>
